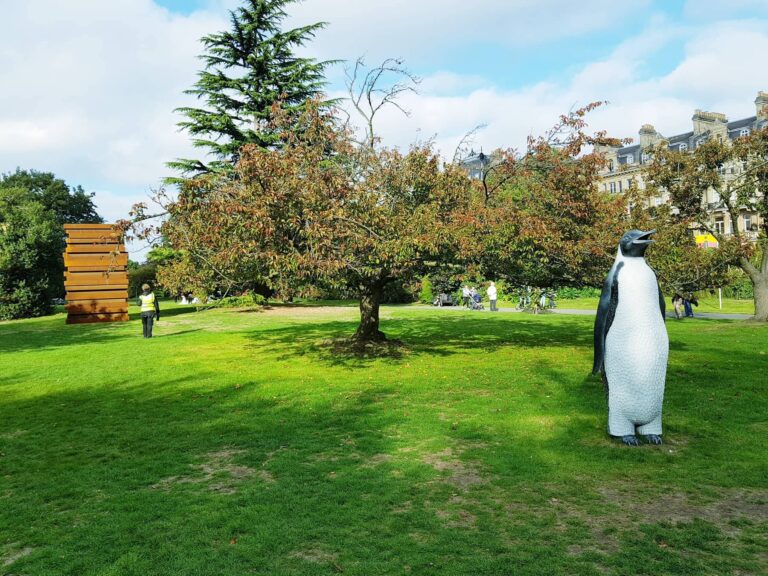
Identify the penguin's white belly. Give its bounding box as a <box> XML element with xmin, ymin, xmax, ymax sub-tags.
<box><xmin>605</xmin><ymin>261</ymin><xmax>668</xmax><ymax>426</ymax></box>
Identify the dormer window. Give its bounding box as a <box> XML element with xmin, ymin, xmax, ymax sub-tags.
<box><xmin>740</xmin><ymin>128</ymin><xmax>751</xmax><ymax>137</ymax></box>
<box><xmin>641</xmin><ymin>152</ymin><xmax>650</xmax><ymax>164</ymax></box>
<box><xmin>626</xmin><ymin>154</ymin><xmax>634</xmax><ymax>163</ymax></box>
<box><xmin>608</xmin><ymin>160</ymin><xmax>614</xmax><ymax>172</ymax></box>
<box><xmin>679</xmin><ymin>143</ymin><xmax>688</xmax><ymax>152</ymax></box>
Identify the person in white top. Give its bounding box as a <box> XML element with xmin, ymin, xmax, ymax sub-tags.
<box><xmin>487</xmin><ymin>282</ymin><xmax>498</xmax><ymax>311</ymax></box>
<box><xmin>462</xmin><ymin>285</ymin><xmax>471</xmax><ymax>308</ymax></box>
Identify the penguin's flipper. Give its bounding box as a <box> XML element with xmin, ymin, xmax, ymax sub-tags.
<box><xmin>592</xmin><ymin>262</ymin><xmax>622</xmax><ymax>375</ymax></box>
<box><xmin>657</xmin><ymin>284</ymin><xmax>666</xmax><ymax>320</ymax></box>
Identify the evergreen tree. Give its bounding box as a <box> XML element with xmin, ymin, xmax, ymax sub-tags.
<box><xmin>167</xmin><ymin>0</ymin><xmax>333</xmax><ymax>181</ymax></box>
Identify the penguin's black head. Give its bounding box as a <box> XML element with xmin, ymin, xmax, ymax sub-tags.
<box><xmin>619</xmin><ymin>229</ymin><xmax>655</xmax><ymax>257</ymax></box>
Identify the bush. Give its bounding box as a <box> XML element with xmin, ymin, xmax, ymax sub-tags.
<box><xmin>128</xmin><ymin>263</ymin><xmax>159</xmax><ymax>298</ymax></box>
<box><xmin>556</xmin><ymin>286</ymin><xmax>601</xmax><ymax>300</ymax></box>
<box><xmin>0</xmin><ymin>280</ymin><xmax>51</xmax><ymax>321</ymax></box>
<box><xmin>721</xmin><ymin>275</ymin><xmax>754</xmax><ymax>300</ymax></box>
<box><xmin>419</xmin><ymin>276</ymin><xmax>434</xmax><ymax>304</ymax></box>
<box><xmin>382</xmin><ymin>279</ymin><xmax>417</xmax><ymax>304</ymax></box>
<box><xmin>0</xmin><ymin>197</ymin><xmax>61</xmax><ymax>319</ymax></box>
<box><xmin>215</xmin><ymin>292</ymin><xmax>266</xmax><ymax>308</ymax></box>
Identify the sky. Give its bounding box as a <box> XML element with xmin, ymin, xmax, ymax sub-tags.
<box><xmin>2</xmin><ymin>0</ymin><xmax>768</xmax><ymax>258</ymax></box>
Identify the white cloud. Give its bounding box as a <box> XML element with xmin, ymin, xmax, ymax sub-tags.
<box><xmin>2</xmin><ymin>0</ymin><xmax>768</xmax><ymax>242</ymax></box>
<box><xmin>287</xmin><ymin>0</ymin><xmax>652</xmax><ymax>64</ymax></box>
<box><xmin>0</xmin><ymin>0</ymin><xmax>226</xmax><ymax>191</ymax></box>
<box><xmin>344</xmin><ymin>18</ymin><xmax>768</xmax><ymax>156</ymax></box>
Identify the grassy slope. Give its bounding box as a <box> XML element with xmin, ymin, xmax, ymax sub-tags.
<box><xmin>1</xmin><ymin>303</ymin><xmax>766</xmax><ymax>575</ymax></box>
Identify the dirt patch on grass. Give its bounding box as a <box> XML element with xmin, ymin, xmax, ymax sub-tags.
<box><xmin>422</xmin><ymin>448</ymin><xmax>485</xmax><ymax>491</ymax></box>
<box><xmin>0</xmin><ymin>429</ymin><xmax>26</xmax><ymax>440</ymax></box>
<box><xmin>596</xmin><ymin>486</ymin><xmax>768</xmax><ymax>532</ymax></box>
<box><xmin>290</xmin><ymin>547</ymin><xmax>338</xmax><ymax>564</ymax></box>
<box><xmin>151</xmin><ymin>449</ymin><xmax>268</xmax><ymax>494</ymax></box>
<box><xmin>360</xmin><ymin>453</ymin><xmax>393</xmax><ymax>469</ymax></box>
<box><xmin>2</xmin><ymin>543</ymin><xmax>33</xmax><ymax>567</ymax></box>
<box><xmin>322</xmin><ymin>336</ymin><xmax>408</xmax><ymax>361</ymax></box>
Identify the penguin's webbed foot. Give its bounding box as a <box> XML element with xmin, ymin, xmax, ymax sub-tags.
<box><xmin>621</xmin><ymin>435</ymin><xmax>640</xmax><ymax>446</ymax></box>
<box><xmin>645</xmin><ymin>434</ymin><xmax>663</xmax><ymax>445</ymax></box>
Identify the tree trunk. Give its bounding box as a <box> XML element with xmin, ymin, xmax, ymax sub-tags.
<box><xmin>741</xmin><ymin>250</ymin><xmax>768</xmax><ymax>321</ymax></box>
<box><xmin>355</xmin><ymin>281</ymin><xmax>386</xmax><ymax>342</ymax></box>
<box><xmin>753</xmin><ymin>278</ymin><xmax>768</xmax><ymax>321</ymax></box>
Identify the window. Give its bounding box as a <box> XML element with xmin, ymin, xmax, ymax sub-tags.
<box><xmin>715</xmin><ymin>219</ymin><xmax>725</xmax><ymax>234</ymax></box>
<box><xmin>743</xmin><ymin>216</ymin><xmax>752</xmax><ymax>232</ymax></box>
<box><xmin>609</xmin><ymin>182</ymin><xmax>616</xmax><ymax>194</ymax></box>
<box><xmin>679</xmin><ymin>143</ymin><xmax>688</xmax><ymax>151</ymax></box>
<box><xmin>654</xmin><ymin>197</ymin><xmax>662</xmax><ymax>207</ymax></box>
<box><xmin>619</xmin><ymin>180</ymin><xmax>623</xmax><ymax>193</ymax></box>
<box><xmin>626</xmin><ymin>154</ymin><xmax>634</xmax><ymax>163</ymax></box>
<box><xmin>641</xmin><ymin>152</ymin><xmax>650</xmax><ymax>164</ymax></box>
<box><xmin>740</xmin><ymin>128</ymin><xmax>751</xmax><ymax>137</ymax></box>
<box><xmin>627</xmin><ymin>179</ymin><xmax>633</xmax><ymax>190</ymax></box>
<box><xmin>608</xmin><ymin>160</ymin><xmax>614</xmax><ymax>172</ymax></box>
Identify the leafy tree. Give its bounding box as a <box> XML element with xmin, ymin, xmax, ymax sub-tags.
<box><xmin>462</xmin><ymin>105</ymin><xmax>629</xmax><ymax>291</ymax></box>
<box><xmin>0</xmin><ymin>169</ymin><xmax>102</xmax><ymax>224</ymax></box>
<box><xmin>0</xmin><ymin>170</ymin><xmax>102</xmax><ymax>315</ymax></box>
<box><xmin>0</xmin><ymin>190</ymin><xmax>62</xmax><ymax>319</ymax></box>
<box><xmin>167</xmin><ymin>0</ymin><xmax>333</xmax><ymax>181</ymax></box>
<box><xmin>156</xmin><ymin>102</ymin><xmax>472</xmax><ymax>341</ymax></box>
<box><xmin>643</xmin><ymin>126</ymin><xmax>768</xmax><ymax>320</ymax></box>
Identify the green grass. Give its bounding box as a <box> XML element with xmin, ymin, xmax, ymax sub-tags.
<box><xmin>1</xmin><ymin>303</ymin><xmax>766</xmax><ymax>575</ymax></box>
<box><xmin>553</xmin><ymin>296</ymin><xmax>754</xmax><ymax>314</ymax></box>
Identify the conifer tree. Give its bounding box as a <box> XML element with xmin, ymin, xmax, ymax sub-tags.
<box><xmin>167</xmin><ymin>0</ymin><xmax>332</xmax><ymax>181</ymax></box>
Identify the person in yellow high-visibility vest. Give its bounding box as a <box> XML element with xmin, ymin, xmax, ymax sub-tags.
<box><xmin>137</xmin><ymin>283</ymin><xmax>160</xmax><ymax>338</ymax></box>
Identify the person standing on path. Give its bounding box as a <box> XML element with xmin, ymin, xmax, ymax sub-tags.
<box><xmin>462</xmin><ymin>285</ymin><xmax>471</xmax><ymax>308</ymax></box>
<box><xmin>138</xmin><ymin>283</ymin><xmax>160</xmax><ymax>338</ymax></box>
<box><xmin>487</xmin><ymin>282</ymin><xmax>498</xmax><ymax>312</ymax></box>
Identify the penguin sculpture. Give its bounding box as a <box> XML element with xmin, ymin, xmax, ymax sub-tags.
<box><xmin>592</xmin><ymin>229</ymin><xmax>668</xmax><ymax>446</ymax></box>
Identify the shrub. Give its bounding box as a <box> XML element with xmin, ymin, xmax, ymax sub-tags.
<box><xmin>419</xmin><ymin>276</ymin><xmax>434</xmax><ymax>304</ymax></box>
<box><xmin>382</xmin><ymin>279</ymin><xmax>418</xmax><ymax>304</ymax></box>
<box><xmin>215</xmin><ymin>292</ymin><xmax>266</xmax><ymax>308</ymax></box>
<box><xmin>556</xmin><ymin>286</ymin><xmax>601</xmax><ymax>300</ymax></box>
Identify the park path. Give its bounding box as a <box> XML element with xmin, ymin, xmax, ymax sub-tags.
<box><xmin>410</xmin><ymin>305</ymin><xmax>751</xmax><ymax>321</ymax></box>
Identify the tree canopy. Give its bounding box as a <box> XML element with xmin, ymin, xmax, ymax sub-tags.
<box><xmin>0</xmin><ymin>170</ymin><xmax>102</xmax><ymax>318</ymax></box>
<box><xmin>157</xmin><ymin>103</ymin><xmax>472</xmax><ymax>340</ymax></box>
<box><xmin>643</xmin><ymin>127</ymin><xmax>768</xmax><ymax>320</ymax></box>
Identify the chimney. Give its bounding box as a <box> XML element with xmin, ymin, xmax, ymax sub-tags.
<box><xmin>639</xmin><ymin>124</ymin><xmax>662</xmax><ymax>149</ymax></box>
<box><xmin>756</xmin><ymin>91</ymin><xmax>768</xmax><ymax>121</ymax></box>
<box><xmin>692</xmin><ymin>109</ymin><xmax>728</xmax><ymax>138</ymax></box>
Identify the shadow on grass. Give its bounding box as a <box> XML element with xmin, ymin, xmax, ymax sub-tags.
<box><xmin>0</xmin><ymin>375</ymin><xmax>554</xmax><ymax>575</ymax></box>
<box><xmin>246</xmin><ymin>313</ymin><xmax>599</xmax><ymax>368</ymax></box>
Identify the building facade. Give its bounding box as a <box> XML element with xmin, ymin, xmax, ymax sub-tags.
<box><xmin>598</xmin><ymin>91</ymin><xmax>768</xmax><ymax>240</ymax></box>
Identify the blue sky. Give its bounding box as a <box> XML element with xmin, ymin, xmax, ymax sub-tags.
<box><xmin>2</xmin><ymin>0</ymin><xmax>768</xmax><ymax>257</ymax></box>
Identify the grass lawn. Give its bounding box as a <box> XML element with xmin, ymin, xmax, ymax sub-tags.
<box><xmin>552</xmin><ymin>296</ymin><xmax>755</xmax><ymax>315</ymax></box>
<box><xmin>1</xmin><ymin>303</ymin><xmax>766</xmax><ymax>575</ymax></box>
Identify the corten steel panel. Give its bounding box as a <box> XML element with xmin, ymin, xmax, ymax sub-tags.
<box><xmin>66</xmin><ymin>313</ymin><xmax>130</xmax><ymax>324</ymax></box>
<box><xmin>64</xmin><ymin>253</ymin><xmax>128</xmax><ymax>267</ymax></box>
<box><xmin>64</xmin><ymin>224</ymin><xmax>116</xmax><ymax>230</ymax></box>
<box><xmin>63</xmin><ymin>224</ymin><xmax>129</xmax><ymax>324</ymax></box>
<box><xmin>66</xmin><ymin>300</ymin><xmax>128</xmax><ymax>314</ymax></box>
<box><xmin>66</xmin><ymin>244</ymin><xmax>126</xmax><ymax>254</ymax></box>
<box><xmin>65</xmin><ymin>272</ymin><xmax>128</xmax><ymax>286</ymax></box>
<box><xmin>66</xmin><ymin>290</ymin><xmax>129</xmax><ymax>301</ymax></box>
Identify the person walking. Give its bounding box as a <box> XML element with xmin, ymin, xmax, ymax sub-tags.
<box><xmin>683</xmin><ymin>293</ymin><xmax>697</xmax><ymax>318</ymax></box>
<box><xmin>138</xmin><ymin>283</ymin><xmax>160</xmax><ymax>338</ymax></box>
<box><xmin>487</xmin><ymin>282</ymin><xmax>498</xmax><ymax>311</ymax></box>
<box><xmin>462</xmin><ymin>285</ymin><xmax>471</xmax><ymax>308</ymax></box>
<box><xmin>672</xmin><ymin>294</ymin><xmax>684</xmax><ymax>320</ymax></box>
